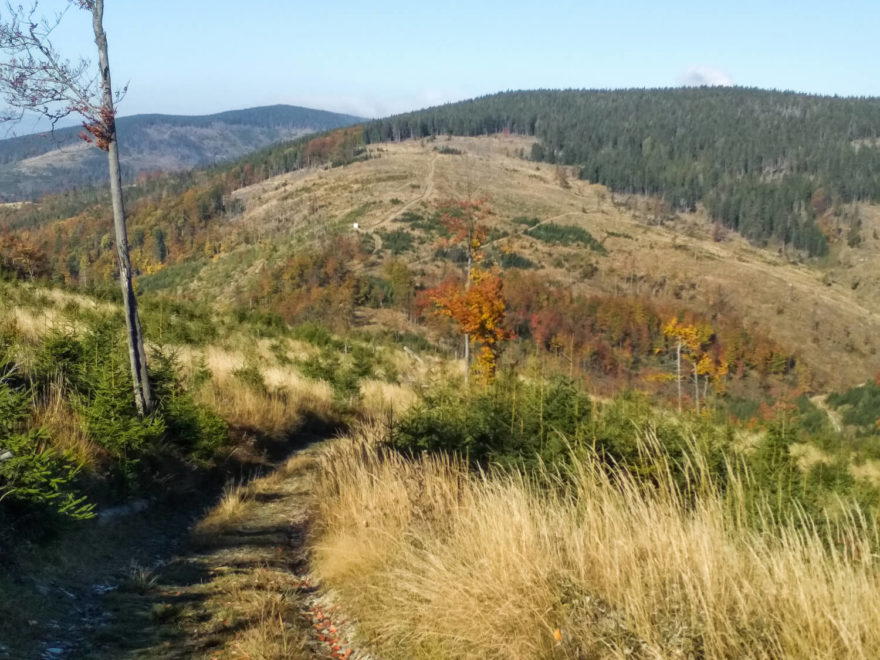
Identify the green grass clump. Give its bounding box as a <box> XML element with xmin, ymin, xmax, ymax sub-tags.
<box><xmin>377</xmin><ymin>228</ymin><xmax>415</xmax><ymax>255</ymax></box>
<box><xmin>526</xmin><ymin>222</ymin><xmax>607</xmax><ymax>253</ymax></box>
<box><xmin>827</xmin><ymin>380</ymin><xmax>880</xmax><ymax>433</ymax></box>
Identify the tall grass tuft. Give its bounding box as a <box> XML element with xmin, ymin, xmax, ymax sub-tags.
<box><xmin>310</xmin><ymin>425</ymin><xmax>880</xmax><ymax>659</ymax></box>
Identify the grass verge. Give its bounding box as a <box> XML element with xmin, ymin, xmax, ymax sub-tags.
<box><xmin>309</xmin><ymin>425</ymin><xmax>880</xmax><ymax>659</ymax></box>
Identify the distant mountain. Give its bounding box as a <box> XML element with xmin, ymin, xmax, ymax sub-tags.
<box><xmin>0</xmin><ymin>105</ymin><xmax>363</xmax><ymax>200</ymax></box>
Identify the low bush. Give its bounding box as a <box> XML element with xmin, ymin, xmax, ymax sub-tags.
<box><xmin>498</xmin><ymin>251</ymin><xmax>536</xmax><ymax>269</ymax></box>
<box><xmin>526</xmin><ymin>222</ymin><xmax>607</xmax><ymax>253</ymax></box>
<box><xmin>299</xmin><ymin>343</ymin><xmax>376</xmax><ymax>404</ymax></box>
<box><xmin>0</xmin><ymin>374</ymin><xmax>92</xmax><ymax>521</ymax></box>
<box><xmin>390</xmin><ymin>374</ymin><xmax>592</xmax><ymax>468</ymax></box>
<box><xmin>377</xmin><ymin>228</ymin><xmax>415</xmax><ymax>255</ymax></box>
<box><xmin>828</xmin><ymin>380</ymin><xmax>880</xmax><ymax>433</ymax></box>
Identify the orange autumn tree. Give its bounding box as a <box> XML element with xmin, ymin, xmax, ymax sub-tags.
<box><xmin>428</xmin><ymin>268</ymin><xmax>512</xmax><ymax>384</ymax></box>
<box><xmin>425</xmin><ymin>199</ymin><xmax>511</xmax><ymax>384</ymax></box>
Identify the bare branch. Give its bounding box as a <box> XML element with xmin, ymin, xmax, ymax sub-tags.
<box><xmin>0</xmin><ymin>0</ymin><xmax>100</xmax><ymax>127</ymax></box>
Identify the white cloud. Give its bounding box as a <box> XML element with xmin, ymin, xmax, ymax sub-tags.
<box><xmin>679</xmin><ymin>65</ymin><xmax>733</xmax><ymax>87</ymax></box>
<box><xmin>281</xmin><ymin>88</ymin><xmax>472</xmax><ymax>120</ymax></box>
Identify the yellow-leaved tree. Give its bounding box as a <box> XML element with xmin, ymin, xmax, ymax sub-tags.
<box><xmin>663</xmin><ymin>317</ymin><xmax>728</xmax><ymax>413</ymax></box>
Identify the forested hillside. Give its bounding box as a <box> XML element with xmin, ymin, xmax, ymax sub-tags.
<box><xmin>0</xmin><ymin>105</ymin><xmax>362</xmax><ymax>201</ymax></box>
<box><xmin>364</xmin><ymin>88</ymin><xmax>880</xmax><ymax>255</ymax></box>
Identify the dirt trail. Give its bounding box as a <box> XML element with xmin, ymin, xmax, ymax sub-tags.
<box><xmin>4</xmin><ymin>431</ymin><xmax>369</xmax><ymax>660</ymax></box>
<box><xmin>72</xmin><ymin>440</ymin><xmax>368</xmax><ymax>659</ymax></box>
<box><xmin>810</xmin><ymin>395</ymin><xmax>843</xmax><ymax>433</ymax></box>
<box><xmin>369</xmin><ymin>152</ymin><xmax>437</xmax><ymax>253</ymax></box>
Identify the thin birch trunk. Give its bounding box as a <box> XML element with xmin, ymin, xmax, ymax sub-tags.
<box><xmin>464</xmin><ymin>250</ymin><xmax>472</xmax><ymax>387</ymax></box>
<box><xmin>676</xmin><ymin>339</ymin><xmax>682</xmax><ymax>413</ymax></box>
<box><xmin>92</xmin><ymin>0</ymin><xmax>152</xmax><ymax>416</ymax></box>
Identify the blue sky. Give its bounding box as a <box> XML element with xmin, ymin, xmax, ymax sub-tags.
<box><xmin>7</xmin><ymin>0</ymin><xmax>880</xmax><ymax>126</ymax></box>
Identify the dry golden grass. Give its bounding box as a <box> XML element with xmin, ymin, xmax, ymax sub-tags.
<box><xmin>226</xmin><ymin>579</ymin><xmax>307</xmax><ymax>660</ymax></box>
<box><xmin>6</xmin><ymin>306</ymin><xmax>66</xmax><ymax>339</ymax></box>
<box><xmin>30</xmin><ymin>377</ymin><xmax>103</xmax><ymax>468</ymax></box>
<box><xmin>193</xmin><ymin>480</ymin><xmax>253</xmax><ymax>537</ymax></box>
<box><xmin>187</xmin><ymin>343</ymin><xmax>334</xmax><ymax>439</ymax></box>
<box><xmin>359</xmin><ymin>378</ymin><xmax>418</xmax><ymax>418</ymax></box>
<box><xmin>310</xmin><ymin>427</ymin><xmax>880</xmax><ymax>659</ymax></box>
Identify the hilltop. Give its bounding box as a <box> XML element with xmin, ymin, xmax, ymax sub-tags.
<box><xmin>365</xmin><ymin>88</ymin><xmax>880</xmax><ymax>256</ymax></box>
<box><xmin>153</xmin><ymin>135</ymin><xmax>878</xmax><ymax>390</ymax></box>
<box><xmin>0</xmin><ymin>104</ymin><xmax>363</xmax><ymax>201</ymax></box>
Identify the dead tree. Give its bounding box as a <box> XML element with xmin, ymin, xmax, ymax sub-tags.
<box><xmin>0</xmin><ymin>0</ymin><xmax>153</xmax><ymax>415</ymax></box>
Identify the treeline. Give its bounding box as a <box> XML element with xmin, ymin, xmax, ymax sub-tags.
<box><xmin>363</xmin><ymin>88</ymin><xmax>880</xmax><ymax>255</ymax></box>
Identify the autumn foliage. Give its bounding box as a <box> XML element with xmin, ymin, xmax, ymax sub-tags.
<box><xmin>425</xmin><ymin>269</ymin><xmax>512</xmax><ymax>383</ymax></box>
<box><xmin>422</xmin><ymin>199</ymin><xmax>512</xmax><ymax>384</ymax></box>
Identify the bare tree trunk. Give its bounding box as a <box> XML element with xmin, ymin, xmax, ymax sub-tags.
<box><xmin>464</xmin><ymin>251</ymin><xmax>472</xmax><ymax>387</ymax></box>
<box><xmin>92</xmin><ymin>0</ymin><xmax>152</xmax><ymax>416</ymax></box>
<box><xmin>676</xmin><ymin>339</ymin><xmax>682</xmax><ymax>413</ymax></box>
<box><xmin>693</xmin><ymin>362</ymin><xmax>700</xmax><ymax>415</ymax></box>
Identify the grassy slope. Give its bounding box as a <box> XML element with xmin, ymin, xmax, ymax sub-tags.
<box><xmin>310</xmin><ymin>425</ymin><xmax>880</xmax><ymax>659</ymax></box>
<box><xmin>7</xmin><ymin>136</ymin><xmax>880</xmax><ymax>657</ymax></box>
<box><xmin>0</xmin><ymin>281</ymin><xmax>427</xmax><ymax>658</ymax></box>
<box><xmin>192</xmin><ymin>135</ymin><xmax>880</xmax><ymax>389</ymax></box>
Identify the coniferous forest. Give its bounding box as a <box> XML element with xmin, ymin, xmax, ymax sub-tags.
<box><xmin>364</xmin><ymin>88</ymin><xmax>880</xmax><ymax>255</ymax></box>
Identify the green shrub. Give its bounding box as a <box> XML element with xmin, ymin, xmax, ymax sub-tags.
<box><xmin>0</xmin><ymin>376</ymin><xmax>91</xmax><ymax>520</ymax></box>
<box><xmin>397</xmin><ymin>210</ymin><xmax>446</xmax><ymax>234</ymax></box>
<box><xmin>827</xmin><ymin>381</ymin><xmax>880</xmax><ymax>433</ymax></box>
<box><xmin>150</xmin><ymin>349</ymin><xmax>228</xmax><ymax>459</ymax></box>
<box><xmin>378</xmin><ymin>228</ymin><xmax>415</xmax><ymax>255</ymax></box>
<box><xmin>299</xmin><ymin>343</ymin><xmax>375</xmax><ymax>403</ymax></box>
<box><xmin>433</xmin><ymin>245</ymin><xmax>468</xmax><ymax>264</ymax></box>
<box><xmin>511</xmin><ymin>216</ymin><xmax>541</xmax><ymax>228</ymax></box>
<box><xmin>232</xmin><ymin>363</ymin><xmax>268</xmax><ymax>395</ymax></box>
<box><xmin>140</xmin><ymin>297</ymin><xmax>219</xmax><ymax>345</ymax></box>
<box><xmin>360</xmin><ymin>275</ymin><xmax>393</xmax><ymax>308</ymax></box>
<box><xmin>498</xmin><ymin>252</ymin><xmax>536</xmax><ymax>270</ymax></box>
<box><xmin>526</xmin><ymin>223</ymin><xmax>607</xmax><ymax>254</ymax></box>
<box><xmin>33</xmin><ymin>331</ymin><xmax>84</xmax><ymax>388</ymax></box>
<box><xmin>75</xmin><ymin>360</ymin><xmax>165</xmax><ymax>471</ymax></box>
<box><xmin>391</xmin><ymin>375</ymin><xmax>592</xmax><ymax>468</ymax></box>
<box><xmin>290</xmin><ymin>322</ymin><xmax>335</xmax><ymax>347</ymax></box>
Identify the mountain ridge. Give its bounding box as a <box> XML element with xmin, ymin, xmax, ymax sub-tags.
<box><xmin>0</xmin><ymin>104</ymin><xmax>363</xmax><ymax>201</ymax></box>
